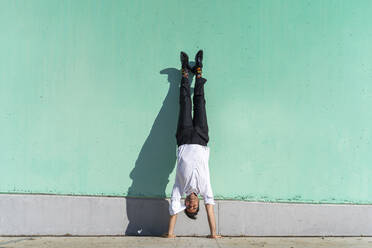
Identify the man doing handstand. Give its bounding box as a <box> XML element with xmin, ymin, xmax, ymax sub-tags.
<box><xmin>164</xmin><ymin>50</ymin><xmax>220</xmax><ymax>238</ymax></box>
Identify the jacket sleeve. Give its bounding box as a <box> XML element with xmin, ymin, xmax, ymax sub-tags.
<box><xmin>202</xmin><ymin>178</ymin><xmax>215</xmax><ymax>205</ymax></box>
<box><xmin>169</xmin><ymin>163</ymin><xmax>186</xmax><ymax>215</ymax></box>
<box><xmin>202</xmin><ymin>151</ymin><xmax>215</xmax><ymax>205</ymax></box>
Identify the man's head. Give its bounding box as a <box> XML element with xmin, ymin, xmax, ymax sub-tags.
<box><xmin>184</xmin><ymin>192</ymin><xmax>200</xmax><ymax>219</ymax></box>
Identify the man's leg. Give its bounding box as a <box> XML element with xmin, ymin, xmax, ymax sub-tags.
<box><xmin>176</xmin><ymin>62</ymin><xmax>193</xmax><ymax>146</ymax></box>
<box><xmin>193</xmin><ymin>74</ymin><xmax>209</xmax><ymax>145</ymax></box>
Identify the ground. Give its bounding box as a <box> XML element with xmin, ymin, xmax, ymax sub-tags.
<box><xmin>0</xmin><ymin>237</ymin><xmax>372</xmax><ymax>248</ymax></box>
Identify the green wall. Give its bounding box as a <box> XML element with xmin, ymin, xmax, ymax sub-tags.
<box><xmin>1</xmin><ymin>0</ymin><xmax>372</xmax><ymax>204</ymax></box>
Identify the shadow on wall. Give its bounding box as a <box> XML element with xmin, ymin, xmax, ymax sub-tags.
<box><xmin>125</xmin><ymin>68</ymin><xmax>193</xmax><ymax>235</ymax></box>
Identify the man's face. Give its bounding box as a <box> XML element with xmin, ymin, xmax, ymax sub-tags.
<box><xmin>185</xmin><ymin>193</ymin><xmax>199</xmax><ymax>213</ymax></box>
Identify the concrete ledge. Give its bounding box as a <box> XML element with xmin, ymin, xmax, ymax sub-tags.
<box><xmin>219</xmin><ymin>201</ymin><xmax>372</xmax><ymax>236</ymax></box>
<box><xmin>0</xmin><ymin>194</ymin><xmax>371</xmax><ymax>236</ymax></box>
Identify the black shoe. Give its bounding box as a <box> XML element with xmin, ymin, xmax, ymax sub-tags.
<box><xmin>192</xmin><ymin>49</ymin><xmax>203</xmax><ymax>73</ymax></box>
<box><xmin>180</xmin><ymin>51</ymin><xmax>191</xmax><ymax>71</ymax></box>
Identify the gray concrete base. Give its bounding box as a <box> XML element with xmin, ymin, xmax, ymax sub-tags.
<box><xmin>2</xmin><ymin>237</ymin><xmax>372</xmax><ymax>248</ymax></box>
<box><xmin>0</xmin><ymin>194</ymin><xmax>371</xmax><ymax>236</ymax></box>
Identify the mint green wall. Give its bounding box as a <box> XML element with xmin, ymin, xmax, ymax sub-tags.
<box><xmin>1</xmin><ymin>0</ymin><xmax>371</xmax><ymax>204</ymax></box>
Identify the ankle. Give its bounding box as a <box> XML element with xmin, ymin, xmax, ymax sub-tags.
<box><xmin>196</xmin><ymin>67</ymin><xmax>202</xmax><ymax>78</ymax></box>
<box><xmin>182</xmin><ymin>68</ymin><xmax>189</xmax><ymax>78</ymax></box>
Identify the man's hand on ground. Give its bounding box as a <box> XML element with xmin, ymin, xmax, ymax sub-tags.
<box><xmin>162</xmin><ymin>233</ymin><xmax>176</xmax><ymax>238</ymax></box>
<box><xmin>207</xmin><ymin>234</ymin><xmax>222</xmax><ymax>239</ymax></box>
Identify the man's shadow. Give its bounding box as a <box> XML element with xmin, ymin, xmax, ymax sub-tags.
<box><xmin>125</xmin><ymin>68</ymin><xmax>194</xmax><ymax>235</ymax></box>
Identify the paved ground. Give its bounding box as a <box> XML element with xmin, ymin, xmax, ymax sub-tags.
<box><xmin>0</xmin><ymin>237</ymin><xmax>372</xmax><ymax>248</ymax></box>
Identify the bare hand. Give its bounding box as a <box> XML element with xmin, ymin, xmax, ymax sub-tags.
<box><xmin>162</xmin><ymin>233</ymin><xmax>176</xmax><ymax>238</ymax></box>
<box><xmin>207</xmin><ymin>234</ymin><xmax>222</xmax><ymax>239</ymax></box>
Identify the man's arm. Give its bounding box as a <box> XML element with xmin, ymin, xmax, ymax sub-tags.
<box><xmin>163</xmin><ymin>214</ymin><xmax>177</xmax><ymax>238</ymax></box>
<box><xmin>205</xmin><ymin>204</ymin><xmax>221</xmax><ymax>238</ymax></box>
